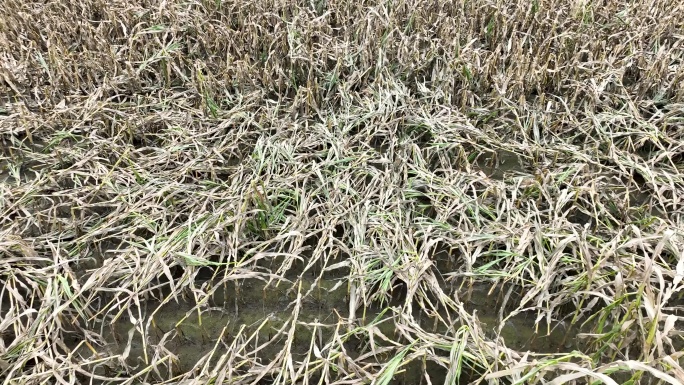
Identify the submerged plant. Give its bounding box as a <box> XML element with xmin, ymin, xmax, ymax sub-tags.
<box><xmin>0</xmin><ymin>0</ymin><xmax>682</xmax><ymax>384</ymax></box>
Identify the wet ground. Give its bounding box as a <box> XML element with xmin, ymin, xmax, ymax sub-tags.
<box><xmin>60</xmin><ymin>268</ymin><xmax>581</xmax><ymax>384</ymax></box>
<box><xmin>1</xmin><ymin>144</ymin><xmax>591</xmax><ymax>384</ymax></box>
<box><xmin>2</xmin><ymin>143</ymin><xmax>656</xmax><ymax>384</ymax></box>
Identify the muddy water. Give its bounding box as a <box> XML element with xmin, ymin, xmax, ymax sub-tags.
<box><xmin>2</xmin><ymin>143</ymin><xmax>584</xmax><ymax>384</ymax></box>
<box><xmin>475</xmin><ymin>149</ymin><xmax>523</xmax><ymax>181</ymax></box>
<box><xmin>474</xmin><ymin>149</ymin><xmax>666</xmax><ymax>224</ymax></box>
<box><xmin>68</xmin><ymin>270</ymin><xmax>580</xmax><ymax>384</ymax></box>
<box><xmin>103</xmin><ymin>279</ymin><xmax>345</xmax><ymax>366</ymax></box>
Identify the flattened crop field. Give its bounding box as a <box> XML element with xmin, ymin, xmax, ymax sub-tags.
<box><xmin>1</xmin><ymin>1</ymin><xmax>683</xmax><ymax>384</ymax></box>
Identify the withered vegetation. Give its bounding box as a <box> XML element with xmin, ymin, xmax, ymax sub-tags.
<box><xmin>1</xmin><ymin>0</ymin><xmax>683</xmax><ymax>384</ymax></box>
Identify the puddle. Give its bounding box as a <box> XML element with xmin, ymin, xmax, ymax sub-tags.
<box><xmin>73</xmin><ymin>275</ymin><xmax>349</xmax><ymax>377</ymax></box>
<box><xmin>0</xmin><ymin>140</ymin><xmax>609</xmax><ymax>384</ymax></box>
<box><xmin>59</xmin><ymin>266</ymin><xmax>582</xmax><ymax>384</ymax></box>
<box><xmin>475</xmin><ymin>150</ymin><xmax>522</xmax><ymax>181</ymax></box>
<box><xmin>0</xmin><ymin>244</ymin><xmax>607</xmax><ymax>385</ymax></box>
<box><xmin>460</xmin><ymin>283</ymin><xmax>579</xmax><ymax>353</ymax></box>
<box><xmin>0</xmin><ymin>138</ymin><xmax>47</xmax><ymax>185</ymax></box>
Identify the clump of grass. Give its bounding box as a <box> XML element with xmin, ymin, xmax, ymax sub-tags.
<box><xmin>1</xmin><ymin>0</ymin><xmax>683</xmax><ymax>384</ymax></box>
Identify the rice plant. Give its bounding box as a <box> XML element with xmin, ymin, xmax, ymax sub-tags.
<box><xmin>0</xmin><ymin>0</ymin><xmax>683</xmax><ymax>384</ymax></box>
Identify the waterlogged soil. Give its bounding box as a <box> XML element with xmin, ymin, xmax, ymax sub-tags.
<box><xmin>1</xmin><ymin>144</ymin><xmax>596</xmax><ymax>384</ymax></box>
<box><xmin>474</xmin><ymin>149</ymin><xmax>666</xmax><ymax>222</ymax></box>
<box><xmin>67</xmin><ymin>271</ymin><xmax>581</xmax><ymax>384</ymax></box>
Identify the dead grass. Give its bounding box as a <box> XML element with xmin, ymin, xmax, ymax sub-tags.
<box><xmin>1</xmin><ymin>0</ymin><xmax>683</xmax><ymax>384</ymax></box>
